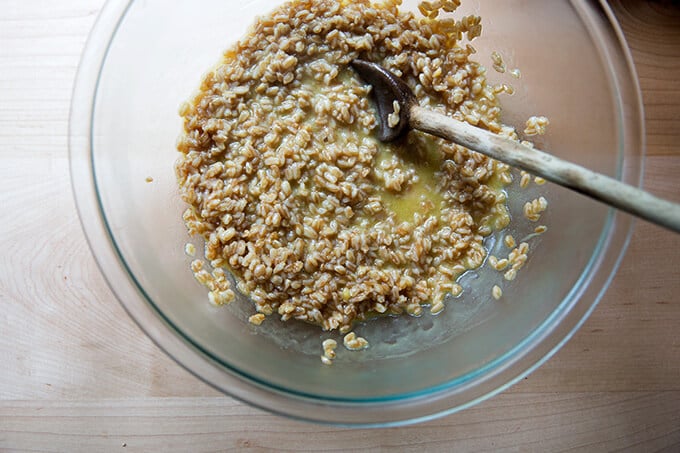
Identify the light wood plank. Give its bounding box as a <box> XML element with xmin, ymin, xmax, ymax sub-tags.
<box><xmin>611</xmin><ymin>1</ymin><xmax>680</xmax><ymax>157</ymax></box>
<box><xmin>1</xmin><ymin>393</ymin><xmax>679</xmax><ymax>452</ymax></box>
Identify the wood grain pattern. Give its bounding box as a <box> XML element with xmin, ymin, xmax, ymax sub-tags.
<box><xmin>2</xmin><ymin>393</ymin><xmax>680</xmax><ymax>452</ymax></box>
<box><xmin>1</xmin><ymin>0</ymin><xmax>679</xmax><ymax>451</ymax></box>
<box><xmin>612</xmin><ymin>0</ymin><xmax>680</xmax><ymax>158</ymax></box>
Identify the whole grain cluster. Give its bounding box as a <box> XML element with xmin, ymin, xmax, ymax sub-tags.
<box><xmin>176</xmin><ymin>0</ymin><xmax>547</xmax><ymax>355</ymax></box>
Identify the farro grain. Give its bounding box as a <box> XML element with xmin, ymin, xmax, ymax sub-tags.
<box><xmin>494</xmin><ymin>258</ymin><xmax>509</xmax><ymax>271</ymax></box>
<box><xmin>249</xmin><ymin>314</ymin><xmax>266</xmax><ymax>325</ymax></box>
<box><xmin>519</xmin><ymin>171</ymin><xmax>531</xmax><ymax>188</ymax></box>
<box><xmin>322</xmin><ymin>338</ymin><xmax>338</xmax><ymax>359</ymax></box>
<box><xmin>387</xmin><ymin>100</ymin><xmax>401</xmax><ymax>128</ymax></box>
<box><xmin>504</xmin><ymin>234</ymin><xmax>516</xmax><ymax>248</ymax></box>
<box><xmin>488</xmin><ymin>255</ymin><xmax>498</xmax><ymax>268</ymax></box>
<box><xmin>524</xmin><ymin>196</ymin><xmax>548</xmax><ymax>222</ymax></box>
<box><xmin>321</xmin><ymin>355</ymin><xmax>333</xmax><ymax>365</ymax></box>
<box><xmin>343</xmin><ymin>332</ymin><xmax>369</xmax><ymax>350</ymax></box>
<box><xmin>524</xmin><ymin>116</ymin><xmax>550</xmax><ymax>136</ymax></box>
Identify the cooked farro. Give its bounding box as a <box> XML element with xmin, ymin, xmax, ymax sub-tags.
<box><xmin>320</xmin><ymin>355</ymin><xmax>333</xmax><ymax>365</ymax></box>
<box><xmin>387</xmin><ymin>100</ymin><xmax>401</xmax><ymax>128</ymax></box>
<box><xmin>504</xmin><ymin>234</ymin><xmax>516</xmax><ymax>249</ymax></box>
<box><xmin>488</xmin><ymin>255</ymin><xmax>498</xmax><ymax>268</ymax></box>
<box><xmin>343</xmin><ymin>332</ymin><xmax>369</xmax><ymax>351</ymax></box>
<box><xmin>491</xmin><ymin>51</ymin><xmax>506</xmax><ymax>74</ymax></box>
<box><xmin>248</xmin><ymin>313</ymin><xmax>266</xmax><ymax>325</ymax></box>
<box><xmin>321</xmin><ymin>338</ymin><xmax>338</xmax><ymax>362</ymax></box>
<box><xmin>534</xmin><ymin>225</ymin><xmax>547</xmax><ymax>234</ymax></box>
<box><xmin>524</xmin><ymin>116</ymin><xmax>550</xmax><ymax>136</ymax></box>
<box><xmin>524</xmin><ymin>197</ymin><xmax>548</xmax><ymax>222</ymax></box>
<box><xmin>176</xmin><ymin>0</ymin><xmax>549</xmax><ymax>345</ymax></box>
<box><xmin>519</xmin><ymin>171</ymin><xmax>531</xmax><ymax>189</ymax></box>
<box><xmin>494</xmin><ymin>258</ymin><xmax>509</xmax><ymax>271</ymax></box>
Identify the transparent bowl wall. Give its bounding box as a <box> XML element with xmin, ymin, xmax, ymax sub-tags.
<box><xmin>70</xmin><ymin>0</ymin><xmax>643</xmax><ymax>425</ymax></box>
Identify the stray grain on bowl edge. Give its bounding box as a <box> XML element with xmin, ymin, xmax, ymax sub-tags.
<box><xmin>175</xmin><ymin>0</ymin><xmax>544</xmax><ymax>336</ymax></box>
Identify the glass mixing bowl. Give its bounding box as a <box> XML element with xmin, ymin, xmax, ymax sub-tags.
<box><xmin>70</xmin><ymin>0</ymin><xmax>644</xmax><ymax>426</ymax></box>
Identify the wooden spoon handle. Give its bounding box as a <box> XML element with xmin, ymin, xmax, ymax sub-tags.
<box><xmin>409</xmin><ymin>106</ymin><xmax>680</xmax><ymax>233</ymax></box>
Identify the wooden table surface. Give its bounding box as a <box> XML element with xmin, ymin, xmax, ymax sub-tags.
<box><xmin>1</xmin><ymin>1</ymin><xmax>679</xmax><ymax>451</ymax></box>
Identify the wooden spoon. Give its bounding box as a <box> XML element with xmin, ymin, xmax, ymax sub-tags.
<box><xmin>351</xmin><ymin>59</ymin><xmax>680</xmax><ymax>233</ymax></box>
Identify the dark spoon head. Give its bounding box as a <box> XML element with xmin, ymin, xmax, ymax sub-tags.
<box><xmin>350</xmin><ymin>59</ymin><xmax>416</xmax><ymax>142</ymax></box>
